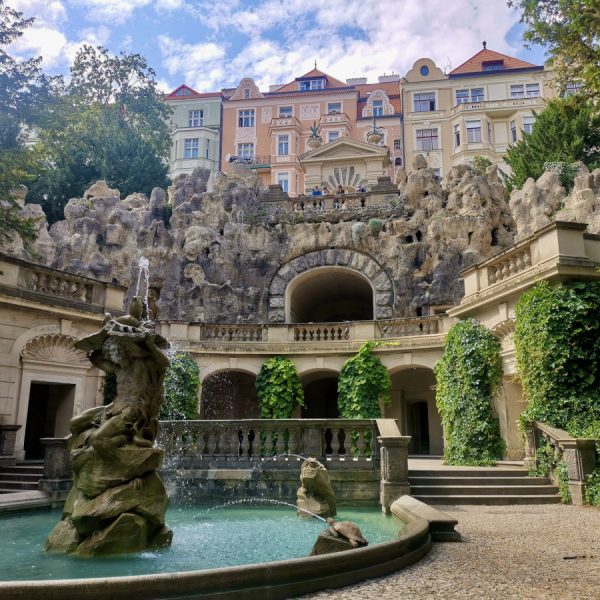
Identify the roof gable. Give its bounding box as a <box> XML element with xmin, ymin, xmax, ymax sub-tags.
<box><xmin>300</xmin><ymin>137</ymin><xmax>388</xmax><ymax>161</ymax></box>
<box><xmin>449</xmin><ymin>48</ymin><xmax>539</xmax><ymax>76</ymax></box>
<box><xmin>275</xmin><ymin>69</ymin><xmax>351</xmax><ymax>93</ymax></box>
<box><xmin>165</xmin><ymin>84</ymin><xmax>222</xmax><ymax>100</ymax></box>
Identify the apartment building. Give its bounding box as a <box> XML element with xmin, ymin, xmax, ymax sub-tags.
<box><xmin>220</xmin><ymin>69</ymin><xmax>403</xmax><ymax>196</ymax></box>
<box><xmin>402</xmin><ymin>45</ymin><xmax>556</xmax><ymax>176</ymax></box>
<box><xmin>164</xmin><ymin>85</ymin><xmax>223</xmax><ymax>180</ymax></box>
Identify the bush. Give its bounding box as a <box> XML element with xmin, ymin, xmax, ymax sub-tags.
<box><xmin>434</xmin><ymin>319</ymin><xmax>505</xmax><ymax>465</ymax></box>
<box><xmin>160</xmin><ymin>352</ymin><xmax>200</xmax><ymax>420</ymax></box>
<box><xmin>255</xmin><ymin>356</ymin><xmax>304</xmax><ymax>419</ymax></box>
<box><xmin>337</xmin><ymin>342</ymin><xmax>391</xmax><ymax>418</ymax></box>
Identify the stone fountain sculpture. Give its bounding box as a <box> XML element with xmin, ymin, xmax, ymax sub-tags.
<box><xmin>296</xmin><ymin>457</ymin><xmax>336</xmax><ymax>517</ymax></box>
<box><xmin>45</xmin><ymin>297</ymin><xmax>172</xmax><ymax>556</ymax></box>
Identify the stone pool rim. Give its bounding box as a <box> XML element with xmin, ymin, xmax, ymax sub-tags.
<box><xmin>0</xmin><ymin>516</ymin><xmax>431</xmax><ymax>600</ymax></box>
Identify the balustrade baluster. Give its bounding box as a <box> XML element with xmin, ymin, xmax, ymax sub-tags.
<box><xmin>288</xmin><ymin>426</ymin><xmax>299</xmax><ymax>455</ymax></box>
<box><xmin>275</xmin><ymin>427</ymin><xmax>286</xmax><ymax>455</ymax></box>
<box><xmin>240</xmin><ymin>428</ymin><xmax>250</xmax><ymax>459</ymax></box>
<box><xmin>230</xmin><ymin>427</ymin><xmax>241</xmax><ymax>459</ymax></box>
<box><xmin>207</xmin><ymin>429</ymin><xmax>218</xmax><ymax>455</ymax></box>
<box><xmin>330</xmin><ymin>427</ymin><xmax>341</xmax><ymax>457</ymax></box>
<box><xmin>357</xmin><ymin>427</ymin><xmax>367</xmax><ymax>458</ymax></box>
<box><xmin>263</xmin><ymin>427</ymin><xmax>273</xmax><ymax>458</ymax></box>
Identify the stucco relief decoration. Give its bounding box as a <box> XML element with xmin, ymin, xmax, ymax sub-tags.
<box><xmin>361</xmin><ymin>90</ymin><xmax>394</xmax><ymax>118</ymax></box>
<box><xmin>300</xmin><ymin>104</ymin><xmax>320</xmax><ymax>121</ymax></box>
<box><xmin>235</xmin><ymin>128</ymin><xmax>256</xmax><ymax>144</ymax></box>
<box><xmin>21</xmin><ymin>334</ymin><xmax>89</xmax><ymax>366</ymax></box>
<box><xmin>261</xmin><ymin>107</ymin><xmax>272</xmax><ymax>123</ymax></box>
<box><xmin>229</xmin><ymin>77</ymin><xmax>264</xmax><ymax>101</ymax></box>
<box><xmin>491</xmin><ymin>319</ymin><xmax>516</xmax><ymax>352</ymax></box>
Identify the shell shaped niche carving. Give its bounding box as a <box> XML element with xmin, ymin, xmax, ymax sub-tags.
<box><xmin>21</xmin><ymin>334</ymin><xmax>89</xmax><ymax>365</ymax></box>
<box><xmin>491</xmin><ymin>319</ymin><xmax>516</xmax><ymax>351</ymax></box>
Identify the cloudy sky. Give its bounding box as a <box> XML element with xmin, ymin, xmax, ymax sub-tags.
<box><xmin>8</xmin><ymin>0</ymin><xmax>547</xmax><ymax>93</ymax></box>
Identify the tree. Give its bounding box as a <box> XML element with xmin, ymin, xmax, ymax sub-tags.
<box><xmin>26</xmin><ymin>45</ymin><xmax>171</xmax><ymax>223</ymax></box>
<box><xmin>509</xmin><ymin>0</ymin><xmax>600</xmax><ymax>99</ymax></box>
<box><xmin>0</xmin><ymin>1</ymin><xmax>55</xmax><ymax>244</ymax></box>
<box><xmin>503</xmin><ymin>96</ymin><xmax>600</xmax><ymax>192</ymax></box>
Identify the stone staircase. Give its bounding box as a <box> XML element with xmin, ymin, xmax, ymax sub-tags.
<box><xmin>0</xmin><ymin>461</ymin><xmax>44</xmax><ymax>494</ymax></box>
<box><xmin>409</xmin><ymin>462</ymin><xmax>561</xmax><ymax>505</ymax></box>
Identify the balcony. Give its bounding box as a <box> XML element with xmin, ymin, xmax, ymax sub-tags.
<box><xmin>451</xmin><ymin>96</ymin><xmax>544</xmax><ymax>117</ymax></box>
<box><xmin>269</xmin><ymin>116</ymin><xmax>302</xmax><ymax>132</ymax></box>
<box><xmin>228</xmin><ymin>155</ymin><xmax>272</xmax><ymax>170</ymax></box>
<box><xmin>319</xmin><ymin>112</ymin><xmax>351</xmax><ymax>126</ymax></box>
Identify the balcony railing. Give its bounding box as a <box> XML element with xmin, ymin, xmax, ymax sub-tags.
<box><xmin>228</xmin><ymin>155</ymin><xmax>271</xmax><ymax>169</ymax></box>
<box><xmin>451</xmin><ymin>96</ymin><xmax>544</xmax><ymax>116</ymax></box>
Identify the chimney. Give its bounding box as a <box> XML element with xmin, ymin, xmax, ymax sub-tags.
<box><xmin>346</xmin><ymin>77</ymin><xmax>367</xmax><ymax>85</ymax></box>
<box><xmin>378</xmin><ymin>73</ymin><xmax>400</xmax><ymax>83</ymax></box>
<box><xmin>269</xmin><ymin>84</ymin><xmax>284</xmax><ymax>92</ymax></box>
<box><xmin>483</xmin><ymin>40</ymin><xmax>487</xmax><ymax>49</ymax></box>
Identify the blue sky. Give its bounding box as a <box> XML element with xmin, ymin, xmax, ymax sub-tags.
<box><xmin>9</xmin><ymin>0</ymin><xmax>548</xmax><ymax>93</ymax></box>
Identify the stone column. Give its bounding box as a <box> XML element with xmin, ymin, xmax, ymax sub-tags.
<box><xmin>377</xmin><ymin>418</ymin><xmax>410</xmax><ymax>513</ymax></box>
<box><xmin>39</xmin><ymin>437</ymin><xmax>73</xmax><ymax>503</ymax></box>
<box><xmin>561</xmin><ymin>439</ymin><xmax>597</xmax><ymax>505</ymax></box>
<box><xmin>0</xmin><ymin>424</ymin><xmax>21</xmax><ymax>467</ymax></box>
<box><xmin>302</xmin><ymin>425</ymin><xmax>323</xmax><ymax>457</ymax></box>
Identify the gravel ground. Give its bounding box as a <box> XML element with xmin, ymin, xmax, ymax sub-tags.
<box><xmin>300</xmin><ymin>504</ymin><xmax>600</xmax><ymax>600</ymax></box>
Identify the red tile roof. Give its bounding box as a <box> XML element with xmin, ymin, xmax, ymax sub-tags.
<box><xmin>274</xmin><ymin>69</ymin><xmax>351</xmax><ymax>93</ymax></box>
<box><xmin>164</xmin><ymin>84</ymin><xmax>222</xmax><ymax>100</ymax></box>
<box><xmin>449</xmin><ymin>48</ymin><xmax>539</xmax><ymax>76</ymax></box>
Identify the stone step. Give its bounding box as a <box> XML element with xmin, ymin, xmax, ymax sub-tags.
<box><xmin>409</xmin><ymin>476</ymin><xmax>549</xmax><ymax>486</ymax></box>
<box><xmin>1</xmin><ymin>465</ymin><xmax>45</xmax><ymax>474</ymax></box>
<box><xmin>410</xmin><ymin>469</ymin><xmax>529</xmax><ymax>478</ymax></box>
<box><xmin>0</xmin><ymin>490</ymin><xmax>51</xmax><ymax>513</ymax></box>
<box><xmin>0</xmin><ymin>472</ymin><xmax>42</xmax><ymax>482</ymax></box>
<box><xmin>0</xmin><ymin>479</ymin><xmax>39</xmax><ymax>491</ymax></box>
<box><xmin>410</xmin><ymin>484</ymin><xmax>559</xmax><ymax>496</ymax></box>
<box><xmin>415</xmin><ymin>494</ymin><xmax>562</xmax><ymax>505</ymax></box>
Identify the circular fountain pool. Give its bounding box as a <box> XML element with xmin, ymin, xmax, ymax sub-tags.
<box><xmin>0</xmin><ymin>504</ymin><xmax>402</xmax><ymax>581</ymax></box>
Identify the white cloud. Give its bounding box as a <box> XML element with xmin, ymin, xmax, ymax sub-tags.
<box><xmin>70</xmin><ymin>0</ymin><xmax>152</xmax><ymax>25</ymax></box>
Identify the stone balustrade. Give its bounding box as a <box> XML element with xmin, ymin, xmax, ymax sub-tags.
<box><xmin>524</xmin><ymin>420</ymin><xmax>598</xmax><ymax>505</ymax></box>
<box><xmin>160</xmin><ymin>315</ymin><xmax>445</xmax><ymax>345</ymax></box>
<box><xmin>157</xmin><ymin>419</ymin><xmax>380</xmax><ymax>470</ymax></box>
<box><xmin>487</xmin><ymin>246</ymin><xmax>532</xmax><ymax>284</ymax></box>
<box><xmin>0</xmin><ymin>254</ymin><xmax>125</xmax><ymax>313</ymax></box>
<box><xmin>451</xmin><ymin>96</ymin><xmax>544</xmax><ymax>116</ymax></box>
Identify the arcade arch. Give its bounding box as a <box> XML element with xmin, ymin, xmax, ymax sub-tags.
<box><xmin>201</xmin><ymin>369</ymin><xmax>260</xmax><ymax>419</ymax></box>
<box><xmin>300</xmin><ymin>369</ymin><xmax>340</xmax><ymax>419</ymax></box>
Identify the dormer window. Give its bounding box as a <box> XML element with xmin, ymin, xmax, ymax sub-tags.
<box><xmin>176</xmin><ymin>87</ymin><xmax>191</xmax><ymax>96</ymax></box>
<box><xmin>243</xmin><ymin>88</ymin><xmax>250</xmax><ymax>99</ymax></box>
<box><xmin>299</xmin><ymin>79</ymin><xmax>325</xmax><ymax>91</ymax></box>
<box><xmin>482</xmin><ymin>60</ymin><xmax>504</xmax><ymax>71</ymax></box>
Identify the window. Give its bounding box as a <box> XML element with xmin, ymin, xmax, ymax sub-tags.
<box><xmin>510</xmin><ymin>120</ymin><xmax>517</xmax><ymax>143</ymax></box>
<box><xmin>456</xmin><ymin>89</ymin><xmax>469</xmax><ymax>104</ymax></box>
<box><xmin>466</xmin><ymin>120</ymin><xmax>482</xmax><ymax>143</ymax></box>
<box><xmin>526</xmin><ymin>83</ymin><xmax>540</xmax><ymax>97</ymax></box>
<box><xmin>238</xmin><ymin>109</ymin><xmax>255</xmax><ymax>127</ymax></box>
<box><xmin>184</xmin><ymin>138</ymin><xmax>199</xmax><ymax>159</ymax></box>
<box><xmin>277</xmin><ymin>134</ymin><xmax>289</xmax><ymax>155</ymax></box>
<box><xmin>416</xmin><ymin>128</ymin><xmax>438</xmax><ymax>151</ymax></box>
<box><xmin>471</xmin><ymin>88</ymin><xmax>484</xmax><ymax>102</ymax></box>
<box><xmin>373</xmin><ymin>99</ymin><xmax>384</xmax><ymax>116</ymax></box>
<box><xmin>327</xmin><ymin>102</ymin><xmax>341</xmax><ymax>114</ymax></box>
<box><xmin>328</xmin><ymin>131</ymin><xmax>340</xmax><ymax>143</ymax></box>
<box><xmin>487</xmin><ymin>121</ymin><xmax>493</xmax><ymax>143</ymax></box>
<box><xmin>237</xmin><ymin>143</ymin><xmax>254</xmax><ymax>159</ymax></box>
<box><xmin>482</xmin><ymin>60</ymin><xmax>504</xmax><ymax>71</ymax></box>
<box><xmin>511</xmin><ymin>84</ymin><xmax>524</xmax><ymax>98</ymax></box>
<box><xmin>299</xmin><ymin>79</ymin><xmax>325</xmax><ymax>91</ymax></box>
<box><xmin>277</xmin><ymin>172</ymin><xmax>289</xmax><ymax>193</ymax></box>
<box><xmin>523</xmin><ymin>115</ymin><xmax>535</xmax><ymax>135</ymax></box>
<box><xmin>188</xmin><ymin>110</ymin><xmax>203</xmax><ymax>127</ymax></box>
<box><xmin>393</xmin><ymin>138</ymin><xmax>402</xmax><ymax>151</ymax></box>
<box><xmin>414</xmin><ymin>92</ymin><xmax>436</xmax><ymax>112</ymax></box>
<box><xmin>279</xmin><ymin>106</ymin><xmax>292</xmax><ymax>117</ymax></box>
<box><xmin>454</xmin><ymin>123</ymin><xmax>460</xmax><ymax>147</ymax></box>
<box><xmin>565</xmin><ymin>81</ymin><xmax>583</xmax><ymax>97</ymax></box>
<box><xmin>420</xmin><ymin>65</ymin><xmax>429</xmax><ymax>76</ymax></box>
<box><xmin>176</xmin><ymin>87</ymin><xmax>191</xmax><ymax>97</ymax></box>
<box><xmin>243</xmin><ymin>88</ymin><xmax>250</xmax><ymax>99</ymax></box>
<box><xmin>205</xmin><ymin>139</ymin><xmax>210</xmax><ymax>159</ymax></box>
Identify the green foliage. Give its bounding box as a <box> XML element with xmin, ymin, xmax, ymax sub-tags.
<box><xmin>160</xmin><ymin>352</ymin><xmax>200</xmax><ymax>420</ymax></box>
<box><xmin>472</xmin><ymin>155</ymin><xmax>492</xmax><ymax>175</ymax></box>
<box><xmin>509</xmin><ymin>0</ymin><xmax>600</xmax><ymax>101</ymax></box>
<box><xmin>514</xmin><ymin>281</ymin><xmax>600</xmax><ymax>430</ymax></box>
<box><xmin>26</xmin><ymin>45</ymin><xmax>171</xmax><ymax>224</ymax></box>
<box><xmin>434</xmin><ymin>319</ymin><xmax>505</xmax><ymax>465</ymax></box>
<box><xmin>503</xmin><ymin>97</ymin><xmax>600</xmax><ymax>192</ymax></box>
<box><xmin>556</xmin><ymin>459</ymin><xmax>572</xmax><ymax>503</ymax></box>
<box><xmin>256</xmin><ymin>356</ymin><xmax>304</xmax><ymax>419</ymax></box>
<box><xmin>584</xmin><ymin>464</ymin><xmax>600</xmax><ymax>506</ymax></box>
<box><xmin>528</xmin><ymin>440</ymin><xmax>553</xmax><ymax>477</ymax></box>
<box><xmin>337</xmin><ymin>342</ymin><xmax>391</xmax><ymax>419</ymax></box>
<box><xmin>367</xmin><ymin>218</ymin><xmax>383</xmax><ymax>236</ymax></box>
<box><xmin>102</xmin><ymin>372</ymin><xmax>117</xmax><ymax>406</ymax></box>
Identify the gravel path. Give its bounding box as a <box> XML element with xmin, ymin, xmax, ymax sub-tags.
<box><xmin>301</xmin><ymin>504</ymin><xmax>600</xmax><ymax>600</ymax></box>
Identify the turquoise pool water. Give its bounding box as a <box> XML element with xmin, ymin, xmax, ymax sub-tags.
<box><xmin>0</xmin><ymin>504</ymin><xmax>401</xmax><ymax>581</ymax></box>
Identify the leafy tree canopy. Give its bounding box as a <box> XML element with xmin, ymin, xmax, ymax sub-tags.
<box><xmin>503</xmin><ymin>96</ymin><xmax>600</xmax><ymax>192</ymax></box>
<box><xmin>509</xmin><ymin>0</ymin><xmax>600</xmax><ymax>100</ymax></box>
<box><xmin>26</xmin><ymin>44</ymin><xmax>172</xmax><ymax>224</ymax></box>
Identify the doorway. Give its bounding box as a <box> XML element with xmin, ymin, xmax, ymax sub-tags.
<box><xmin>408</xmin><ymin>401</ymin><xmax>430</xmax><ymax>454</ymax></box>
<box><xmin>24</xmin><ymin>383</ymin><xmax>75</xmax><ymax>459</ymax></box>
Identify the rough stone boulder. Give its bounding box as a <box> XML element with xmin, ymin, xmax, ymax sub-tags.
<box><xmin>309</xmin><ymin>530</ymin><xmax>354</xmax><ymax>555</ymax></box>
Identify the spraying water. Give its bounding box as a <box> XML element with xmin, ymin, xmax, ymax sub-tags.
<box><xmin>203</xmin><ymin>497</ymin><xmax>327</xmax><ymax>522</ymax></box>
<box><xmin>135</xmin><ymin>256</ymin><xmax>150</xmax><ymax>309</ymax></box>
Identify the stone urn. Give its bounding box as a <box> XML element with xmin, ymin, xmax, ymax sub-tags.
<box><xmin>367</xmin><ymin>129</ymin><xmax>383</xmax><ymax>144</ymax></box>
<box><xmin>307</xmin><ymin>135</ymin><xmax>322</xmax><ymax>149</ymax></box>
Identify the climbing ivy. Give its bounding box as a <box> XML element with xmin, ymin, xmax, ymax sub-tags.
<box><xmin>337</xmin><ymin>342</ymin><xmax>391</xmax><ymax>418</ymax></box>
<box><xmin>160</xmin><ymin>352</ymin><xmax>200</xmax><ymax>420</ymax></box>
<box><xmin>255</xmin><ymin>356</ymin><xmax>304</xmax><ymax>419</ymax></box>
<box><xmin>514</xmin><ymin>281</ymin><xmax>600</xmax><ymax>432</ymax></box>
<box><xmin>434</xmin><ymin>319</ymin><xmax>505</xmax><ymax>466</ymax></box>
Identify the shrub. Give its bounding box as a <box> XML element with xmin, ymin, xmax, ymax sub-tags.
<box><xmin>434</xmin><ymin>319</ymin><xmax>505</xmax><ymax>465</ymax></box>
<box><xmin>160</xmin><ymin>352</ymin><xmax>200</xmax><ymax>420</ymax></box>
<box><xmin>255</xmin><ymin>356</ymin><xmax>304</xmax><ymax>418</ymax></box>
